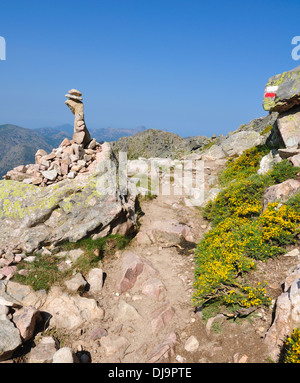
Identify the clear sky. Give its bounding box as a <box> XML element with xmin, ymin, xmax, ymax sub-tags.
<box><xmin>1</xmin><ymin>0</ymin><xmax>300</xmax><ymax>137</ymax></box>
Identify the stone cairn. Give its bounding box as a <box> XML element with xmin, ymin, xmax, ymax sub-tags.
<box><xmin>65</xmin><ymin>89</ymin><xmax>91</xmax><ymax>147</ymax></box>
<box><xmin>4</xmin><ymin>89</ymin><xmax>103</xmax><ymax>187</ymax></box>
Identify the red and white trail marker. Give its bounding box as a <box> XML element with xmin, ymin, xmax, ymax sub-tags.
<box><xmin>264</xmin><ymin>85</ymin><xmax>279</xmax><ymax>98</ymax></box>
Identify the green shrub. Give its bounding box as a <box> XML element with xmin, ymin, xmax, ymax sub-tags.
<box><xmin>219</xmin><ymin>145</ymin><xmax>270</xmax><ymax>186</ymax></box>
<box><xmin>286</xmin><ymin>191</ymin><xmax>300</xmax><ymax>211</ymax></box>
<box><xmin>268</xmin><ymin>159</ymin><xmax>300</xmax><ymax>184</ymax></box>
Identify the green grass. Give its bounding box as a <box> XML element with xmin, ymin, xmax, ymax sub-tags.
<box><xmin>14</xmin><ymin>234</ymin><xmax>131</xmax><ymax>291</ymax></box>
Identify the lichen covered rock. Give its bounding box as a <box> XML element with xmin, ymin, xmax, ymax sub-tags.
<box><xmin>263</xmin><ymin>65</ymin><xmax>300</xmax><ymax>113</ymax></box>
<box><xmin>0</xmin><ymin>144</ymin><xmax>137</xmax><ymax>255</ymax></box>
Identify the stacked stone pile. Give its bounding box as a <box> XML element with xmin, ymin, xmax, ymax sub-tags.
<box><xmin>65</xmin><ymin>89</ymin><xmax>91</xmax><ymax>147</ymax></box>
<box><xmin>3</xmin><ymin>90</ymin><xmax>102</xmax><ymax>186</ymax></box>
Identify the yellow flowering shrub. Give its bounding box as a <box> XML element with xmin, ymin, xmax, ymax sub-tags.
<box><xmin>282</xmin><ymin>328</ymin><xmax>300</xmax><ymax>363</ymax></box>
<box><xmin>259</xmin><ymin>203</ymin><xmax>300</xmax><ymax>244</ymax></box>
<box><xmin>203</xmin><ymin>174</ymin><xmax>268</xmax><ymax>226</ymax></box>
<box><xmin>223</xmin><ymin>283</ymin><xmax>271</xmax><ymax>308</ymax></box>
<box><xmin>219</xmin><ymin>145</ymin><xmax>270</xmax><ymax>186</ymax></box>
<box><xmin>194</xmin><ymin>145</ymin><xmax>300</xmax><ymax>312</ymax></box>
<box><xmin>193</xmin><ymin>215</ymin><xmax>270</xmax><ymax>307</ymax></box>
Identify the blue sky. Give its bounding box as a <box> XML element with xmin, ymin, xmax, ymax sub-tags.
<box><xmin>1</xmin><ymin>0</ymin><xmax>300</xmax><ymax>137</ymax></box>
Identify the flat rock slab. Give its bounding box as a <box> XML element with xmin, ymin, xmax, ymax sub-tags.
<box><xmin>147</xmin><ymin>332</ymin><xmax>178</xmax><ymax>363</ymax></box>
<box><xmin>100</xmin><ymin>335</ymin><xmax>130</xmax><ymax>359</ymax></box>
<box><xmin>28</xmin><ymin>336</ymin><xmax>57</xmax><ymax>363</ymax></box>
<box><xmin>116</xmin><ymin>251</ymin><xmax>157</xmax><ymax>294</ymax></box>
<box><xmin>151</xmin><ymin>302</ymin><xmax>175</xmax><ymax>334</ymax></box>
<box><xmin>142</xmin><ymin>278</ymin><xmax>166</xmax><ymax>301</ymax></box>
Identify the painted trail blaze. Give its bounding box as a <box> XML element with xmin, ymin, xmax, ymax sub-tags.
<box><xmin>264</xmin><ymin>85</ymin><xmax>279</xmax><ymax>98</ymax></box>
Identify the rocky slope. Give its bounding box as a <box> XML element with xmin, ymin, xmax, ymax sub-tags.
<box><xmin>2</xmin><ymin>65</ymin><xmax>300</xmax><ymax>364</ymax></box>
<box><xmin>111</xmin><ymin>129</ymin><xmax>193</xmax><ymax>159</ymax></box>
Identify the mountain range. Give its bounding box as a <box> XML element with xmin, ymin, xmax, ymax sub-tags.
<box><xmin>35</xmin><ymin>124</ymin><xmax>148</xmax><ymax>146</ymax></box>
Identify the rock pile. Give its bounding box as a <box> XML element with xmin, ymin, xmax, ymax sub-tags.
<box><xmin>4</xmin><ymin>89</ymin><xmax>101</xmax><ymax>186</ymax></box>
<box><xmin>0</xmin><ymin>275</ymin><xmax>105</xmax><ymax>362</ymax></box>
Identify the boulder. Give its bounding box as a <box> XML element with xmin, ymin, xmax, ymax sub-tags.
<box><xmin>147</xmin><ymin>332</ymin><xmax>178</xmax><ymax>363</ymax></box>
<box><xmin>12</xmin><ymin>306</ymin><xmax>42</xmax><ymax>341</ymax></box>
<box><xmin>52</xmin><ymin>347</ymin><xmax>78</xmax><ymax>363</ymax></box>
<box><xmin>198</xmin><ymin>187</ymin><xmax>220</xmax><ymax>208</ymax></box>
<box><xmin>263</xmin><ymin>66</ymin><xmax>300</xmax><ymax>113</ymax></box>
<box><xmin>115</xmin><ymin>299</ymin><xmax>142</xmax><ymax>323</ymax></box>
<box><xmin>263</xmin><ymin>179</ymin><xmax>300</xmax><ymax>210</ymax></box>
<box><xmin>220</xmin><ymin>131</ymin><xmax>264</xmax><ymax>157</ymax></box>
<box><xmin>0</xmin><ymin>305</ymin><xmax>9</xmax><ymax>321</ymax></box>
<box><xmin>278</xmin><ymin>146</ymin><xmax>300</xmax><ymax>159</ymax></box>
<box><xmin>42</xmin><ymin>169</ymin><xmax>57</xmax><ymax>181</ymax></box>
<box><xmin>142</xmin><ymin>278</ymin><xmax>166</xmax><ymax>301</ymax></box>
<box><xmin>86</xmin><ymin>268</ymin><xmax>104</xmax><ymax>294</ymax></box>
<box><xmin>0</xmin><ymin>320</ymin><xmax>22</xmax><ymax>361</ymax></box>
<box><xmin>276</xmin><ymin>106</ymin><xmax>300</xmax><ymax>148</ymax></box>
<box><xmin>150</xmin><ymin>221</ymin><xmax>193</xmax><ymax>245</ymax></box>
<box><xmin>257</xmin><ymin>151</ymin><xmax>281</xmax><ymax>175</ymax></box>
<box><xmin>0</xmin><ymin>143</ymin><xmax>137</xmax><ymax>255</ymax></box>
<box><xmin>184</xmin><ymin>335</ymin><xmax>199</xmax><ymax>352</ymax></box>
<box><xmin>265</xmin><ymin>274</ymin><xmax>300</xmax><ymax>361</ymax></box>
<box><xmin>290</xmin><ymin>154</ymin><xmax>300</xmax><ymax>167</ymax></box>
<box><xmin>201</xmin><ymin>144</ymin><xmax>227</xmax><ymax>160</ymax></box>
<box><xmin>41</xmin><ymin>287</ymin><xmax>104</xmax><ymax>330</ymax></box>
<box><xmin>0</xmin><ymin>280</ymin><xmax>33</xmax><ymax>308</ymax></box>
<box><xmin>64</xmin><ymin>273</ymin><xmax>87</xmax><ymax>293</ymax></box>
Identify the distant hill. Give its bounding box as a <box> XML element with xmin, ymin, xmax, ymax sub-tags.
<box><xmin>90</xmin><ymin>126</ymin><xmax>147</xmax><ymax>143</ymax></box>
<box><xmin>0</xmin><ymin>124</ymin><xmax>53</xmax><ymax>178</ymax></box>
<box><xmin>111</xmin><ymin>129</ymin><xmax>192</xmax><ymax>159</ymax></box>
<box><xmin>35</xmin><ymin>125</ymin><xmax>73</xmax><ymax>147</ymax></box>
